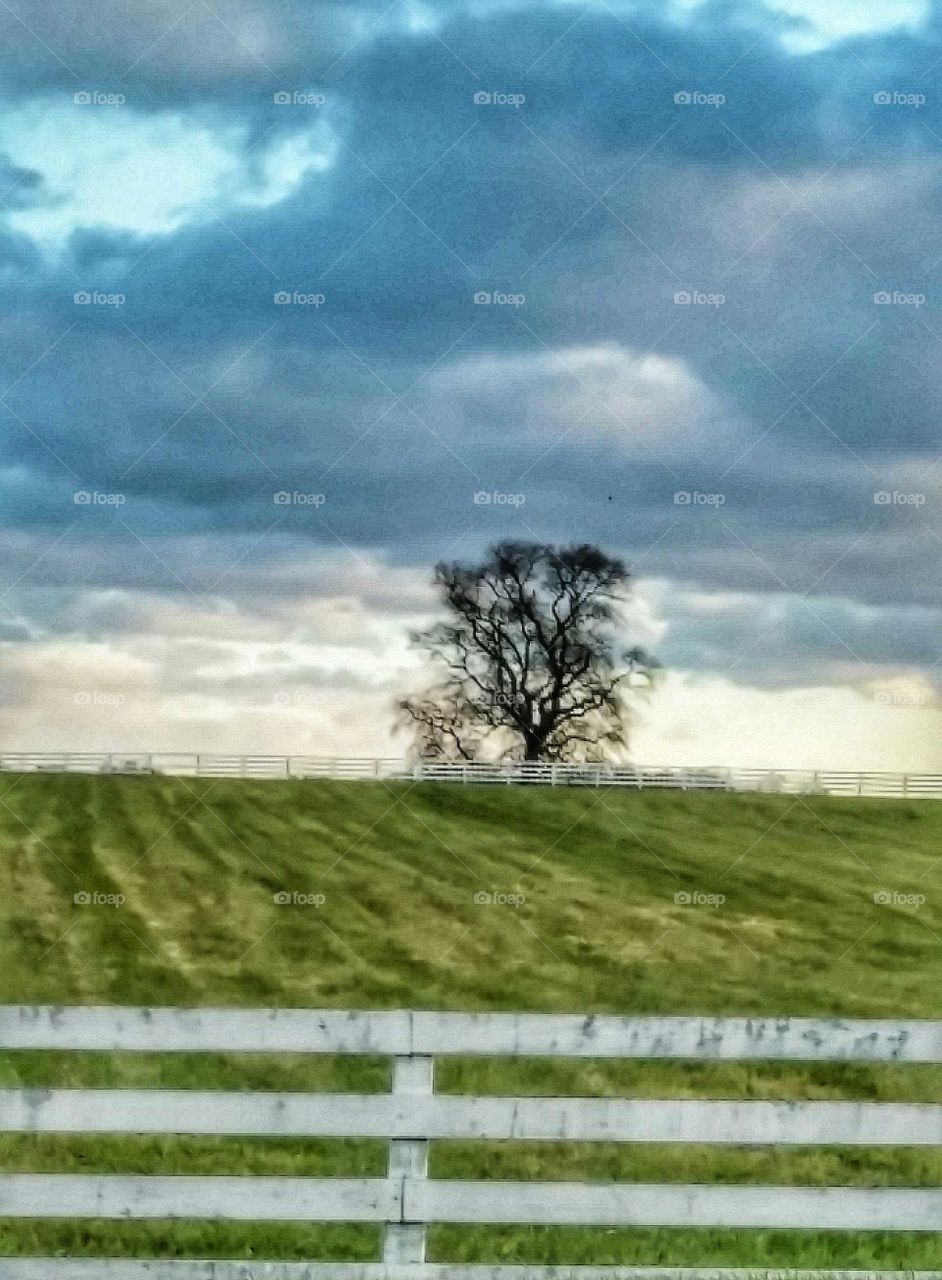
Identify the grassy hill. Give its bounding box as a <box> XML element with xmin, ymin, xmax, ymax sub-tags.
<box><xmin>1</xmin><ymin>773</ymin><xmax>941</xmax><ymax>1268</ymax></box>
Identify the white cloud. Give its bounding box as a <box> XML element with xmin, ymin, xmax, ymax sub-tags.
<box><xmin>431</xmin><ymin>343</ymin><xmax>743</xmax><ymax>460</ymax></box>
<box><xmin>672</xmin><ymin>0</ymin><xmax>928</xmax><ymax>50</ymax></box>
<box><xmin>629</xmin><ymin>669</ymin><xmax>942</xmax><ymax>772</ymax></box>
<box><xmin>0</xmin><ymin>102</ymin><xmax>334</xmax><ymax>247</ymax></box>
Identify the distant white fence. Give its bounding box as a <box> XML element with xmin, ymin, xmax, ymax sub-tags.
<box><xmin>0</xmin><ymin>752</ymin><xmax>940</xmax><ymax>797</ymax></box>
<box><xmin>0</xmin><ymin>1006</ymin><xmax>940</xmax><ymax>1277</ymax></box>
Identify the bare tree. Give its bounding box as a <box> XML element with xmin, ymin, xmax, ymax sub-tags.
<box><xmin>398</xmin><ymin>541</ymin><xmax>657</xmax><ymax>762</ymax></box>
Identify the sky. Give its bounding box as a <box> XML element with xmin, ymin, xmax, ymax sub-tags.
<box><xmin>0</xmin><ymin>0</ymin><xmax>940</xmax><ymax>770</ymax></box>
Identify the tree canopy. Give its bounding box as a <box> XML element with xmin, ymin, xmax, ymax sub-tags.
<box><xmin>398</xmin><ymin>541</ymin><xmax>657</xmax><ymax>761</ymax></box>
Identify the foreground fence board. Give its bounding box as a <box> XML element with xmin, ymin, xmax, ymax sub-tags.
<box><xmin>0</xmin><ymin>1176</ymin><xmax>398</xmax><ymax>1221</ymax></box>
<box><xmin>2</xmin><ymin>1008</ymin><xmax>940</xmax><ymax>1061</ymax></box>
<box><xmin>407</xmin><ymin>1180</ymin><xmax>942</xmax><ymax>1230</ymax></box>
<box><xmin>0</xmin><ymin>1270</ymin><xmax>940</xmax><ymax>1280</ymax></box>
<box><xmin>2</xmin><ymin>1090</ymin><xmax>941</xmax><ymax>1145</ymax></box>
<box><xmin>0</xmin><ymin>1006</ymin><xmax>411</xmax><ymax>1055</ymax></box>
<box><xmin>1</xmin><ymin>1269</ymin><xmax>940</xmax><ymax>1280</ymax></box>
<box><xmin>1</xmin><ymin>1176</ymin><xmax>939</xmax><ymax>1230</ymax></box>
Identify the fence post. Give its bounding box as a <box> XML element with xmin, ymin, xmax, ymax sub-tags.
<box><xmin>384</xmin><ymin>1054</ymin><xmax>433</xmax><ymax>1264</ymax></box>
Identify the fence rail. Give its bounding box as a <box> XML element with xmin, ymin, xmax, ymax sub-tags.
<box><xmin>1</xmin><ymin>1271</ymin><xmax>938</xmax><ymax>1280</ymax></box>
<box><xmin>0</xmin><ymin>1007</ymin><xmax>941</xmax><ymax>1277</ymax></box>
<box><xmin>1</xmin><ymin>753</ymin><xmax>941</xmax><ymax>797</ymax></box>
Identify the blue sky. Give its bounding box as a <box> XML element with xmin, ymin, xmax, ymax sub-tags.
<box><xmin>0</xmin><ymin>0</ymin><xmax>939</xmax><ymax>767</ymax></box>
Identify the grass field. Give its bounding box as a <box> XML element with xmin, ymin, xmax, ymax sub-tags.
<box><xmin>0</xmin><ymin>773</ymin><xmax>941</xmax><ymax>1268</ymax></box>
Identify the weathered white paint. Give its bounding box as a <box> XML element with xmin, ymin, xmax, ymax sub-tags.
<box><xmin>2</xmin><ymin>1007</ymin><xmax>939</xmax><ymax>1060</ymax></box>
<box><xmin>4</xmin><ymin>1005</ymin><xmax>942</xmax><ymax>1272</ymax></box>
<box><xmin>2</xmin><ymin>1090</ymin><xmax>940</xmax><ymax>1145</ymax></box>
<box><xmin>1</xmin><ymin>1175</ymin><xmax>939</xmax><ymax>1230</ymax></box>
<box><xmin>405</xmin><ymin>1180</ymin><xmax>942</xmax><ymax>1230</ymax></box>
<box><xmin>0</xmin><ymin>1176</ymin><xmax>398</xmax><ymax>1220</ymax></box>
<box><xmin>0</xmin><ymin>1007</ymin><xmax>411</xmax><ymax>1055</ymax></box>
<box><xmin>407</xmin><ymin>1013</ymin><xmax>942</xmax><ymax>1061</ymax></box>
<box><xmin>0</xmin><ymin>1268</ymin><xmax>938</xmax><ymax>1280</ymax></box>
<box><xmin>384</xmin><ymin>1056</ymin><xmax>433</xmax><ymax>1265</ymax></box>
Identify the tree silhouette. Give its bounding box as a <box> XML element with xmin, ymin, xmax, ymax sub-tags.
<box><xmin>398</xmin><ymin>541</ymin><xmax>657</xmax><ymax>761</ymax></box>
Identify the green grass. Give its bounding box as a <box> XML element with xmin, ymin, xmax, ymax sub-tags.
<box><xmin>0</xmin><ymin>773</ymin><xmax>941</xmax><ymax>1268</ymax></box>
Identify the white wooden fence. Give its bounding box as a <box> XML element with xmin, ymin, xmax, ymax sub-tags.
<box><xmin>2</xmin><ymin>753</ymin><xmax>942</xmax><ymax>798</ymax></box>
<box><xmin>0</xmin><ymin>1007</ymin><xmax>941</xmax><ymax>1278</ymax></box>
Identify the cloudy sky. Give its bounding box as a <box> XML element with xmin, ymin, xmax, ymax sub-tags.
<box><xmin>0</xmin><ymin>0</ymin><xmax>940</xmax><ymax>770</ymax></box>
